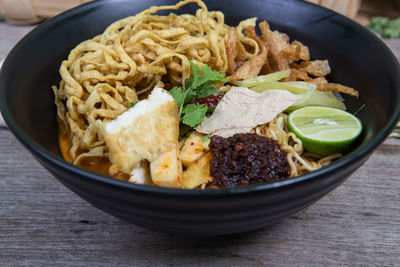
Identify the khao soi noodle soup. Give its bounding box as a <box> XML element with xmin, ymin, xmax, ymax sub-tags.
<box><xmin>53</xmin><ymin>0</ymin><xmax>361</xmax><ymax>189</ymax></box>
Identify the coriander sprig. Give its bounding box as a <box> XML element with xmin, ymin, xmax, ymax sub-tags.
<box><xmin>170</xmin><ymin>60</ymin><xmax>227</xmax><ymax>128</ymax></box>
<box><xmin>127</xmin><ymin>99</ymin><xmax>139</xmax><ymax>108</ymax></box>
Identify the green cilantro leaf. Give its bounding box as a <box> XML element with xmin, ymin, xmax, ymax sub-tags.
<box><xmin>201</xmin><ymin>134</ymin><xmax>212</xmax><ymax>142</ymax></box>
<box><xmin>182</xmin><ymin>78</ymin><xmax>199</xmax><ymax>103</ymax></box>
<box><xmin>169</xmin><ymin>61</ymin><xmax>226</xmax><ymax>128</ymax></box>
<box><xmin>189</xmin><ymin>61</ymin><xmax>227</xmax><ymax>89</ymax></box>
<box><xmin>189</xmin><ymin>61</ymin><xmax>201</xmax><ymax>83</ymax></box>
<box><xmin>127</xmin><ymin>99</ymin><xmax>139</xmax><ymax>108</ymax></box>
<box><xmin>195</xmin><ymin>83</ymin><xmax>218</xmax><ymax>98</ymax></box>
<box><xmin>207</xmin><ymin>105</ymin><xmax>216</xmax><ymax>116</ymax></box>
<box><xmin>181</xmin><ymin>103</ymin><xmax>208</xmax><ymax>127</ymax></box>
<box><xmin>200</xmin><ymin>63</ymin><xmax>227</xmax><ymax>83</ymax></box>
<box><xmin>170</xmin><ymin>86</ymin><xmax>186</xmax><ymax>109</ymax></box>
<box><xmin>184</xmin><ymin>78</ymin><xmax>194</xmax><ymax>90</ymax></box>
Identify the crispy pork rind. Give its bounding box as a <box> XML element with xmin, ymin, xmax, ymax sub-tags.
<box><xmin>259</xmin><ymin>21</ymin><xmax>310</xmax><ymax>72</ymax></box>
<box><xmin>298</xmin><ymin>60</ymin><xmax>331</xmax><ymax>77</ymax></box>
<box><xmin>230</xmin><ymin>27</ymin><xmax>268</xmax><ymax>80</ymax></box>
<box><xmin>226</xmin><ymin>27</ymin><xmax>238</xmax><ymax>75</ymax></box>
<box><xmin>229</xmin><ymin>19</ymin><xmax>358</xmax><ymax>99</ymax></box>
<box><xmin>315</xmin><ymin>82</ymin><xmax>359</xmax><ymax>98</ymax></box>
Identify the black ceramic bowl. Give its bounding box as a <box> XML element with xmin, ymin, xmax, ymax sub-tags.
<box><xmin>1</xmin><ymin>0</ymin><xmax>400</xmax><ymax>236</ymax></box>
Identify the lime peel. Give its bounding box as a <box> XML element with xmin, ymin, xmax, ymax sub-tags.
<box><xmin>288</xmin><ymin>106</ymin><xmax>362</xmax><ymax>156</ymax></box>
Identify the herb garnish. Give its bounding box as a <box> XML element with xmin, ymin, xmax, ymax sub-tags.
<box><xmin>127</xmin><ymin>99</ymin><xmax>139</xmax><ymax>108</ymax></box>
<box><xmin>201</xmin><ymin>134</ymin><xmax>212</xmax><ymax>142</ymax></box>
<box><xmin>127</xmin><ymin>61</ymin><xmax>226</xmax><ymax>137</ymax></box>
<box><xmin>181</xmin><ymin>103</ymin><xmax>209</xmax><ymax>127</ymax></box>
<box><xmin>170</xmin><ymin>60</ymin><xmax>227</xmax><ymax>127</ymax></box>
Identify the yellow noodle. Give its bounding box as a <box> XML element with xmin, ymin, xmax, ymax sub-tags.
<box><xmin>53</xmin><ymin>0</ymin><xmax>247</xmax><ymax>164</ymax></box>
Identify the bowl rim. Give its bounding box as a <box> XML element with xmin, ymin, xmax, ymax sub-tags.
<box><xmin>1</xmin><ymin>0</ymin><xmax>400</xmax><ymax>197</ymax></box>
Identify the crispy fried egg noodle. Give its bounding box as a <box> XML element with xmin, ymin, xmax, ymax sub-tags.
<box><xmin>53</xmin><ymin>0</ymin><xmax>259</xmax><ymax>167</ymax></box>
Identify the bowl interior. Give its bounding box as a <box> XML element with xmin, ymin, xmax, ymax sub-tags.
<box><xmin>1</xmin><ymin>0</ymin><xmax>399</xmax><ymax>187</ymax></box>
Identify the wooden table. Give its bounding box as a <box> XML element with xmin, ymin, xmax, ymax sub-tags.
<box><xmin>1</xmin><ymin>22</ymin><xmax>399</xmax><ymax>266</ymax></box>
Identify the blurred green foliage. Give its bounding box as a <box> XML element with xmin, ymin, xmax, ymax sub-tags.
<box><xmin>367</xmin><ymin>16</ymin><xmax>400</xmax><ymax>38</ymax></box>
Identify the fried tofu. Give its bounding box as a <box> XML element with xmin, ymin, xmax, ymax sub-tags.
<box><xmin>104</xmin><ymin>87</ymin><xmax>181</xmax><ymax>179</ymax></box>
<box><xmin>150</xmin><ymin>144</ymin><xmax>182</xmax><ymax>188</ymax></box>
<box><xmin>182</xmin><ymin>152</ymin><xmax>212</xmax><ymax>189</ymax></box>
<box><xmin>180</xmin><ymin>132</ymin><xmax>210</xmax><ymax>167</ymax></box>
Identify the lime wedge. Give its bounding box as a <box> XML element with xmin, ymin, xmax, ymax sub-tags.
<box><xmin>287</xmin><ymin>106</ymin><xmax>362</xmax><ymax>156</ymax></box>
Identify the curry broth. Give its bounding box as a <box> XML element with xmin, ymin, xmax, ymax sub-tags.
<box><xmin>57</xmin><ymin>119</ymin><xmax>129</xmax><ymax>181</ymax></box>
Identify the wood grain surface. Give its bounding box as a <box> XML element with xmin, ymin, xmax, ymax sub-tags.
<box><xmin>1</xmin><ymin>22</ymin><xmax>400</xmax><ymax>266</ymax></box>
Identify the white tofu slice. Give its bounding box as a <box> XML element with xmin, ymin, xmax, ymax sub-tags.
<box><xmin>103</xmin><ymin>87</ymin><xmax>180</xmax><ymax>174</ymax></box>
<box><xmin>180</xmin><ymin>132</ymin><xmax>210</xmax><ymax>167</ymax></box>
<box><xmin>150</xmin><ymin>144</ymin><xmax>182</xmax><ymax>188</ymax></box>
<box><xmin>196</xmin><ymin>86</ymin><xmax>301</xmax><ymax>138</ymax></box>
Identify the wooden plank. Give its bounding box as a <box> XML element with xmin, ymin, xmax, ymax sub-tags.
<box><xmin>1</xmin><ymin>0</ymin><xmax>93</xmax><ymax>25</ymax></box>
<box><xmin>355</xmin><ymin>0</ymin><xmax>400</xmax><ymax>25</ymax></box>
<box><xmin>305</xmin><ymin>0</ymin><xmax>361</xmax><ymax>18</ymax></box>
<box><xmin>0</xmin><ymin>23</ymin><xmax>35</xmax><ymax>59</ymax></box>
<box><xmin>32</xmin><ymin>0</ymin><xmax>94</xmax><ymax>18</ymax></box>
